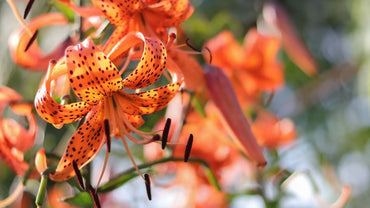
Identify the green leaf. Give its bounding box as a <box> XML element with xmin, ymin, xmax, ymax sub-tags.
<box><xmin>97</xmin><ymin>172</ymin><xmax>139</xmax><ymax>193</ymax></box>
<box><xmin>51</xmin><ymin>0</ymin><xmax>75</xmax><ymax>23</ymax></box>
<box><xmin>62</xmin><ymin>192</ymin><xmax>93</xmax><ymax>208</ymax></box>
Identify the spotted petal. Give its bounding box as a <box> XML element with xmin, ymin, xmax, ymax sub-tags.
<box><xmin>35</xmin><ymin>64</ymin><xmax>92</xmax><ymax>125</ymax></box>
<box><xmin>65</xmin><ymin>38</ymin><xmax>123</xmax><ymax>105</ymax></box>
<box><xmin>123</xmin><ymin>37</ymin><xmax>167</xmax><ymax>89</ymax></box>
<box><xmin>115</xmin><ymin>81</ymin><xmax>182</xmax><ymax>115</ymax></box>
<box><xmin>49</xmin><ymin>105</ymin><xmax>105</xmax><ymax>181</ymax></box>
<box><xmin>92</xmin><ymin>0</ymin><xmax>143</xmax><ymax>26</ymax></box>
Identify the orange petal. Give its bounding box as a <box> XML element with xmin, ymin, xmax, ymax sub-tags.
<box><xmin>123</xmin><ymin>37</ymin><xmax>167</xmax><ymax>89</ymax></box>
<box><xmin>115</xmin><ymin>81</ymin><xmax>182</xmax><ymax>115</ymax></box>
<box><xmin>168</xmin><ymin>51</ymin><xmax>204</xmax><ymax>93</ymax></box>
<box><xmin>103</xmin><ymin>25</ymin><xmax>129</xmax><ymax>57</ymax></box>
<box><xmin>204</xmin><ymin>31</ymin><xmax>245</xmax><ymax>70</ymax></box>
<box><xmin>8</xmin><ymin>13</ymin><xmax>70</xmax><ymax>70</ymax></box>
<box><xmin>92</xmin><ymin>0</ymin><xmax>143</xmax><ymax>26</ymax></box>
<box><xmin>251</xmin><ymin>110</ymin><xmax>296</xmax><ymax>148</ymax></box>
<box><xmin>204</xmin><ymin>64</ymin><xmax>266</xmax><ymax>166</ymax></box>
<box><xmin>0</xmin><ymin>134</ymin><xmax>29</xmax><ymax>176</ymax></box>
<box><xmin>35</xmin><ymin>62</ymin><xmax>92</xmax><ymax>125</ymax></box>
<box><xmin>263</xmin><ymin>2</ymin><xmax>318</xmax><ymax>76</ymax></box>
<box><xmin>49</xmin><ymin>105</ymin><xmax>105</xmax><ymax>181</ymax></box>
<box><xmin>65</xmin><ymin>38</ymin><xmax>123</xmax><ymax>104</ymax></box>
<box><xmin>143</xmin><ymin>0</ymin><xmax>194</xmax><ymax>28</ymax></box>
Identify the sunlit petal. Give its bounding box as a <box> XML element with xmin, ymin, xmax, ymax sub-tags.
<box><xmin>50</xmin><ymin>105</ymin><xmax>105</xmax><ymax>181</ymax></box>
<box><xmin>116</xmin><ymin>81</ymin><xmax>181</xmax><ymax>115</ymax></box>
<box><xmin>65</xmin><ymin>38</ymin><xmax>123</xmax><ymax>104</ymax></box>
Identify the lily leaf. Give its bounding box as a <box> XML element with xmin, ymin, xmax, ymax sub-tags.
<box><xmin>51</xmin><ymin>0</ymin><xmax>75</xmax><ymax>23</ymax></box>
<box><xmin>97</xmin><ymin>172</ymin><xmax>139</xmax><ymax>193</ymax></box>
<box><xmin>62</xmin><ymin>192</ymin><xmax>93</xmax><ymax>208</ymax></box>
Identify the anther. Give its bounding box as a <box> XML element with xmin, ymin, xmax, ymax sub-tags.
<box><xmin>72</xmin><ymin>160</ymin><xmax>85</xmax><ymax>190</ymax></box>
<box><xmin>185</xmin><ymin>38</ymin><xmax>201</xmax><ymax>52</ymax></box>
<box><xmin>144</xmin><ymin>173</ymin><xmax>152</xmax><ymax>201</ymax></box>
<box><xmin>25</xmin><ymin>30</ymin><xmax>38</xmax><ymax>52</ymax></box>
<box><xmin>23</xmin><ymin>0</ymin><xmax>35</xmax><ymax>19</ymax></box>
<box><xmin>104</xmin><ymin>119</ymin><xmax>111</xmax><ymax>152</ymax></box>
<box><xmin>152</xmin><ymin>134</ymin><xmax>160</xmax><ymax>141</ymax></box>
<box><xmin>161</xmin><ymin>118</ymin><xmax>171</xmax><ymax>149</ymax></box>
<box><xmin>87</xmin><ymin>185</ymin><xmax>101</xmax><ymax>208</ymax></box>
<box><xmin>184</xmin><ymin>134</ymin><xmax>193</xmax><ymax>162</ymax></box>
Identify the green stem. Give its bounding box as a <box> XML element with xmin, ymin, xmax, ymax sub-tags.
<box><xmin>35</xmin><ymin>174</ymin><xmax>48</xmax><ymax>207</ymax></box>
<box><xmin>97</xmin><ymin>157</ymin><xmax>221</xmax><ymax>193</ymax></box>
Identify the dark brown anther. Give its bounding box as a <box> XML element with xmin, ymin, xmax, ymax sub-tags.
<box><xmin>161</xmin><ymin>118</ymin><xmax>171</xmax><ymax>149</ymax></box>
<box><xmin>104</xmin><ymin>119</ymin><xmax>111</xmax><ymax>152</ymax></box>
<box><xmin>144</xmin><ymin>174</ymin><xmax>152</xmax><ymax>201</ymax></box>
<box><xmin>25</xmin><ymin>30</ymin><xmax>38</xmax><ymax>52</ymax></box>
<box><xmin>152</xmin><ymin>134</ymin><xmax>160</xmax><ymax>141</ymax></box>
<box><xmin>203</xmin><ymin>47</ymin><xmax>213</xmax><ymax>64</ymax></box>
<box><xmin>72</xmin><ymin>160</ymin><xmax>85</xmax><ymax>190</ymax></box>
<box><xmin>184</xmin><ymin>134</ymin><xmax>193</xmax><ymax>162</ymax></box>
<box><xmin>185</xmin><ymin>38</ymin><xmax>201</xmax><ymax>52</ymax></box>
<box><xmin>24</xmin><ymin>0</ymin><xmax>35</xmax><ymax>19</ymax></box>
<box><xmin>88</xmin><ymin>185</ymin><xmax>101</xmax><ymax>208</ymax></box>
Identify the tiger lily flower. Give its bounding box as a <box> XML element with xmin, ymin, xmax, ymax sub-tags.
<box><xmin>0</xmin><ymin>86</ymin><xmax>37</xmax><ymax>177</ymax></box>
<box><xmin>205</xmin><ymin>29</ymin><xmax>283</xmax><ymax>107</ymax></box>
<box><xmin>91</xmin><ymin>0</ymin><xmax>194</xmax><ymax>52</ymax></box>
<box><xmin>34</xmin><ymin>32</ymin><xmax>182</xmax><ymax>181</ymax></box>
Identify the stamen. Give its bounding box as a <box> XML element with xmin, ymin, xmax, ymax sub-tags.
<box><xmin>184</xmin><ymin>134</ymin><xmax>193</xmax><ymax>162</ymax></box>
<box><xmin>152</xmin><ymin>134</ymin><xmax>160</xmax><ymax>141</ymax></box>
<box><xmin>114</xmin><ymin>110</ymin><xmax>145</xmax><ymax>180</ymax></box>
<box><xmin>161</xmin><ymin>118</ymin><xmax>171</xmax><ymax>149</ymax></box>
<box><xmin>6</xmin><ymin>0</ymin><xmax>33</xmax><ymax>35</ymax></box>
<box><xmin>144</xmin><ymin>174</ymin><xmax>152</xmax><ymax>201</ymax></box>
<box><xmin>72</xmin><ymin>160</ymin><xmax>85</xmax><ymax>190</ymax></box>
<box><xmin>24</xmin><ymin>0</ymin><xmax>35</xmax><ymax>19</ymax></box>
<box><xmin>115</xmin><ymin>96</ymin><xmax>161</xmax><ymax>137</ymax></box>
<box><xmin>24</xmin><ymin>30</ymin><xmax>38</xmax><ymax>52</ymax></box>
<box><xmin>119</xmin><ymin>48</ymin><xmax>134</xmax><ymax>76</ymax></box>
<box><xmin>104</xmin><ymin>119</ymin><xmax>111</xmax><ymax>152</ymax></box>
<box><xmin>203</xmin><ymin>47</ymin><xmax>213</xmax><ymax>64</ymax></box>
<box><xmin>185</xmin><ymin>38</ymin><xmax>201</xmax><ymax>52</ymax></box>
<box><xmin>166</xmin><ymin>33</ymin><xmax>177</xmax><ymax>49</ymax></box>
<box><xmin>96</xmin><ymin>151</ymin><xmax>109</xmax><ymax>193</ymax></box>
<box><xmin>87</xmin><ymin>185</ymin><xmax>101</xmax><ymax>208</ymax></box>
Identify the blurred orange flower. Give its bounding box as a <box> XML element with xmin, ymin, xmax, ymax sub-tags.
<box><xmin>0</xmin><ymin>86</ymin><xmax>37</xmax><ymax>177</ymax></box>
<box><xmin>205</xmin><ymin>29</ymin><xmax>283</xmax><ymax>107</ymax></box>
<box><xmin>251</xmin><ymin>110</ymin><xmax>296</xmax><ymax>148</ymax></box>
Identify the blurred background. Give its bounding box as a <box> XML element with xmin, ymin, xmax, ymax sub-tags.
<box><xmin>0</xmin><ymin>0</ymin><xmax>369</xmax><ymax>207</ymax></box>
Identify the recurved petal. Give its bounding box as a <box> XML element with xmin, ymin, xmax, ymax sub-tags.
<box><xmin>92</xmin><ymin>0</ymin><xmax>143</xmax><ymax>26</ymax></box>
<box><xmin>123</xmin><ymin>37</ymin><xmax>167</xmax><ymax>89</ymax></box>
<box><xmin>66</xmin><ymin>38</ymin><xmax>123</xmax><ymax>104</ymax></box>
<box><xmin>116</xmin><ymin>81</ymin><xmax>182</xmax><ymax>115</ymax></box>
<box><xmin>8</xmin><ymin>13</ymin><xmax>69</xmax><ymax>70</ymax></box>
<box><xmin>49</xmin><ymin>105</ymin><xmax>105</xmax><ymax>181</ymax></box>
<box><xmin>204</xmin><ymin>65</ymin><xmax>266</xmax><ymax>166</ymax></box>
<box><xmin>35</xmin><ymin>63</ymin><xmax>92</xmax><ymax>125</ymax></box>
